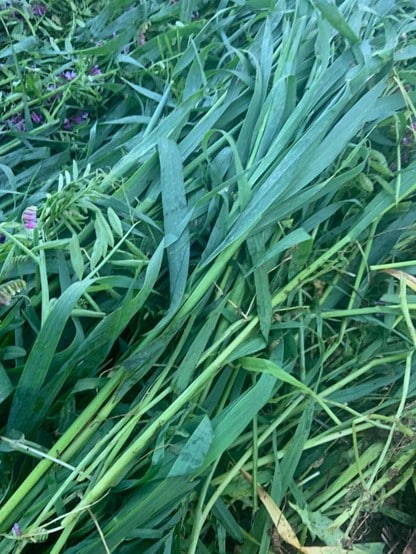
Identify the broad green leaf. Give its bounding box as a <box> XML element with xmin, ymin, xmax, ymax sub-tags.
<box><xmin>247</xmin><ymin>0</ymin><xmax>273</xmax><ymax>10</ymax></box>
<box><xmin>0</xmin><ymin>364</ymin><xmax>13</xmax><ymax>404</ymax></box>
<box><xmin>94</xmin><ymin>210</ymin><xmax>114</xmax><ymax>247</ymax></box>
<box><xmin>249</xmin><ymin>228</ymin><xmax>312</xmax><ymax>273</ymax></box>
<box><xmin>236</xmin><ymin>53</ymin><xmax>266</xmax><ymax>166</ymax></box>
<box><xmin>212</xmin><ymin>499</ymin><xmax>245</xmax><ymax>543</ymax></box>
<box><xmin>33</xmin><ymin>241</ymin><xmax>164</xmax><ymax>422</ymax></box>
<box><xmin>159</xmin><ymin>139</ymin><xmax>190</xmax><ymax>313</ymax></box>
<box><xmin>7</xmin><ymin>280</ymin><xmax>94</xmax><ymax>435</ymax></box>
<box><xmin>288</xmin><ymin>238</ymin><xmax>314</xmax><ymax>279</ymax></box>
<box><xmin>247</xmin><ymin>233</ymin><xmax>272</xmax><ymax>339</ymax></box>
<box><xmin>69</xmin><ymin>234</ymin><xmax>84</xmax><ymax>280</ymax></box>
<box><xmin>1</xmin><ymin>346</ymin><xmax>26</xmax><ymax>361</ymax></box>
<box><xmin>89</xmin><ymin>237</ymin><xmax>106</xmax><ymax>269</ymax></box>
<box><xmin>107</xmin><ymin>206</ymin><xmax>123</xmax><ymax>237</ymax></box>
<box><xmin>314</xmin><ymin>0</ymin><xmax>359</xmax><ymax>44</ymax></box>
<box><xmin>173</xmin><ymin>299</ymin><xmax>226</xmax><ymax>391</ymax></box>
<box><xmin>168</xmin><ymin>416</ymin><xmax>213</xmax><ymax>477</ymax></box>
<box><xmin>82</xmin><ymin>477</ymin><xmax>196</xmax><ymax>553</ymax></box>
<box><xmin>205</xmin><ymin>80</ymin><xmax>385</xmax><ymax>265</ymax></box>
<box><xmin>394</xmin><ymin>44</ymin><xmax>416</xmax><ymax>61</ymax></box>
<box><xmin>199</xmin><ymin>373</ymin><xmax>276</xmax><ymax>473</ymax></box>
<box><xmin>280</xmin><ymin>399</ymin><xmax>314</xmax><ymax>497</ymax></box>
<box><xmin>241</xmin><ymin>357</ymin><xmax>340</xmax><ymax>424</ymax></box>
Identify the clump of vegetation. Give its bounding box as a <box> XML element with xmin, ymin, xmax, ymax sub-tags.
<box><xmin>0</xmin><ymin>1</ymin><xmax>415</xmax><ymax>553</ymax></box>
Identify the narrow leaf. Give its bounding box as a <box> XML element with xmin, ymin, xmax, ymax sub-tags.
<box><xmin>159</xmin><ymin>139</ymin><xmax>190</xmax><ymax>312</ymax></box>
<box><xmin>199</xmin><ymin>373</ymin><xmax>276</xmax><ymax>473</ymax></box>
<box><xmin>7</xmin><ymin>280</ymin><xmax>94</xmax><ymax>435</ymax></box>
<box><xmin>241</xmin><ymin>468</ymin><xmax>302</xmax><ymax>550</ymax></box>
<box><xmin>168</xmin><ymin>416</ymin><xmax>214</xmax><ymax>477</ymax></box>
<box><xmin>69</xmin><ymin>234</ymin><xmax>84</xmax><ymax>280</ymax></box>
<box><xmin>314</xmin><ymin>0</ymin><xmax>359</xmax><ymax>44</ymax></box>
<box><xmin>107</xmin><ymin>207</ymin><xmax>123</xmax><ymax>237</ymax></box>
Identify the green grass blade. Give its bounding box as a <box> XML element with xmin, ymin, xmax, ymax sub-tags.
<box><xmin>7</xmin><ymin>279</ymin><xmax>94</xmax><ymax>436</ymax></box>
<box><xmin>159</xmin><ymin>139</ymin><xmax>190</xmax><ymax>314</ymax></box>
<box><xmin>314</xmin><ymin>0</ymin><xmax>360</xmax><ymax>45</ymax></box>
<box><xmin>199</xmin><ymin>373</ymin><xmax>276</xmax><ymax>473</ymax></box>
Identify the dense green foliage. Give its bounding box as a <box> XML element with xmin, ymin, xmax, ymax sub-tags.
<box><xmin>1</xmin><ymin>0</ymin><xmax>416</xmax><ymax>552</ymax></box>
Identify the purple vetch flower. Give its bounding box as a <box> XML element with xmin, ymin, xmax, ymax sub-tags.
<box><xmin>46</xmin><ymin>83</ymin><xmax>61</xmax><ymax>103</ymax></box>
<box><xmin>32</xmin><ymin>2</ymin><xmax>47</xmax><ymax>16</ymax></box>
<box><xmin>138</xmin><ymin>33</ymin><xmax>146</xmax><ymax>46</ymax></box>
<box><xmin>22</xmin><ymin>206</ymin><xmax>37</xmax><ymax>230</ymax></box>
<box><xmin>9</xmin><ymin>114</ymin><xmax>25</xmax><ymax>132</ymax></box>
<box><xmin>95</xmin><ymin>40</ymin><xmax>105</xmax><ymax>47</ymax></box>
<box><xmin>9</xmin><ymin>9</ymin><xmax>21</xmax><ymax>19</ymax></box>
<box><xmin>60</xmin><ymin>70</ymin><xmax>77</xmax><ymax>81</ymax></box>
<box><xmin>31</xmin><ymin>112</ymin><xmax>42</xmax><ymax>124</ymax></box>
<box><xmin>401</xmin><ymin>150</ymin><xmax>410</xmax><ymax>165</ymax></box>
<box><xmin>63</xmin><ymin>111</ymin><xmax>89</xmax><ymax>130</ymax></box>
<box><xmin>12</xmin><ymin>523</ymin><xmax>22</xmax><ymax>536</ymax></box>
<box><xmin>71</xmin><ymin>111</ymin><xmax>88</xmax><ymax>125</ymax></box>
<box><xmin>403</xmin><ymin>135</ymin><xmax>411</xmax><ymax>145</ymax></box>
<box><xmin>90</xmin><ymin>64</ymin><xmax>101</xmax><ymax>76</ymax></box>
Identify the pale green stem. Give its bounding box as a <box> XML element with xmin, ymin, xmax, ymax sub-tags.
<box><xmin>59</xmin><ymin>317</ymin><xmax>259</xmax><ymax>531</ymax></box>
<box><xmin>0</xmin><ymin>370</ymin><xmax>125</xmax><ymax>529</ymax></box>
<box><xmin>38</xmin><ymin>248</ymin><xmax>50</xmax><ymax>325</ymax></box>
<box><xmin>187</xmin><ymin>397</ymin><xmax>304</xmax><ymax>554</ymax></box>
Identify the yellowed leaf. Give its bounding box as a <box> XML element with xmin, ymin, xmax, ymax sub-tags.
<box><xmin>303</xmin><ymin>546</ymin><xmax>348</xmax><ymax>554</ymax></box>
<box><xmin>240</xmin><ymin>468</ymin><xmax>303</xmax><ymax>551</ymax></box>
<box><xmin>382</xmin><ymin>269</ymin><xmax>416</xmax><ymax>292</ymax></box>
